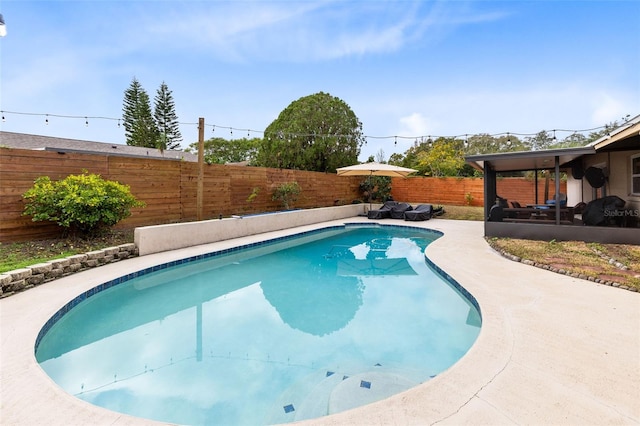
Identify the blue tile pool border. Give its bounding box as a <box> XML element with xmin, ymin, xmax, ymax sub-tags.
<box><xmin>34</xmin><ymin>222</ymin><xmax>481</xmax><ymax>353</ymax></box>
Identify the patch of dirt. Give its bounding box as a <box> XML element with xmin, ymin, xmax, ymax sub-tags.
<box><xmin>487</xmin><ymin>237</ymin><xmax>640</xmax><ymax>290</ymax></box>
<box><xmin>2</xmin><ymin>229</ymin><xmax>134</xmax><ymax>263</ymax></box>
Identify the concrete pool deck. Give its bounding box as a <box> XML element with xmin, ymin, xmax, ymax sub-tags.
<box><xmin>1</xmin><ymin>218</ymin><xmax>639</xmax><ymax>425</ymax></box>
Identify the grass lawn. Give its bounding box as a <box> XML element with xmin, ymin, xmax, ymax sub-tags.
<box><xmin>1</xmin><ymin>205</ymin><xmax>638</xmax><ymax>290</ymax></box>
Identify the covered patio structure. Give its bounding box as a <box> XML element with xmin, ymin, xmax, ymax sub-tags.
<box><xmin>466</xmin><ymin>115</ymin><xmax>640</xmax><ymax>244</ymax></box>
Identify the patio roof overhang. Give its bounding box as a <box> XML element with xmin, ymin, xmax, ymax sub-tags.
<box><xmin>465</xmin><ymin>146</ymin><xmax>596</xmax><ymax>173</ymax></box>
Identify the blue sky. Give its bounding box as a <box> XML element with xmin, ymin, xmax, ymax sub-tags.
<box><xmin>1</xmin><ymin>0</ymin><xmax>638</xmax><ymax>160</ymax></box>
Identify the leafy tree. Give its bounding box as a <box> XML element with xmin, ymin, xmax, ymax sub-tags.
<box><xmin>396</xmin><ymin>137</ymin><xmax>431</xmax><ymax>171</ymax></box>
<box><xmin>187</xmin><ymin>137</ymin><xmax>261</xmax><ymax>164</ymax></box>
<box><xmin>495</xmin><ymin>134</ymin><xmax>527</xmax><ymax>152</ymax></box>
<box><xmin>551</xmin><ymin>132</ymin><xmax>588</xmax><ymax>148</ymax></box>
<box><xmin>154</xmin><ymin>82</ymin><xmax>182</xmax><ymax>150</ymax></box>
<box><xmin>586</xmin><ymin>121</ymin><xmax>621</xmax><ymax>143</ymax></box>
<box><xmin>256</xmin><ymin>92</ymin><xmax>364</xmax><ymax>172</ymax></box>
<box><xmin>388</xmin><ymin>152</ymin><xmax>405</xmax><ymax>165</ymax></box>
<box><xmin>464</xmin><ymin>133</ymin><xmax>526</xmax><ymax>154</ymax></box>
<box><xmin>525</xmin><ymin>130</ymin><xmax>554</xmax><ymax>151</ymax></box>
<box><xmin>416</xmin><ymin>137</ymin><xmax>465</xmax><ymax>177</ymax></box>
<box><xmin>363</xmin><ymin>176</ymin><xmax>392</xmax><ymax>202</ymax></box>
<box><xmin>23</xmin><ymin>172</ymin><xmax>145</xmax><ymax>237</ymax></box>
<box><xmin>122</xmin><ymin>77</ymin><xmax>159</xmax><ymax>148</ymax></box>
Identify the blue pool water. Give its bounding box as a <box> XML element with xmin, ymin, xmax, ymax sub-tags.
<box><xmin>36</xmin><ymin>224</ymin><xmax>481</xmax><ymax>425</ymax></box>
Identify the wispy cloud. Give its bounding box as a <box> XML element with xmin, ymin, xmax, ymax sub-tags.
<box><xmin>399</xmin><ymin>113</ymin><xmax>433</xmax><ymax>137</ymax></box>
<box><xmin>118</xmin><ymin>1</ymin><xmax>507</xmax><ymax>63</ymax></box>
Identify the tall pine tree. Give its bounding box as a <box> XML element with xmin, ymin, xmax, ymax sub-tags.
<box><xmin>154</xmin><ymin>82</ymin><xmax>182</xmax><ymax>150</ymax></box>
<box><xmin>122</xmin><ymin>77</ymin><xmax>159</xmax><ymax>148</ymax></box>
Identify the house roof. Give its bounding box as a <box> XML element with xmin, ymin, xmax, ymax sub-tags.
<box><xmin>588</xmin><ymin>113</ymin><xmax>640</xmax><ymax>151</ymax></box>
<box><xmin>465</xmin><ymin>113</ymin><xmax>639</xmax><ymax>172</ymax></box>
<box><xmin>0</xmin><ymin>131</ymin><xmax>198</xmax><ymax>162</ymax></box>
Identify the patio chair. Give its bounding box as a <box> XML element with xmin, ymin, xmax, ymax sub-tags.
<box><xmin>404</xmin><ymin>204</ymin><xmax>433</xmax><ymax>221</ymax></box>
<box><xmin>367</xmin><ymin>201</ymin><xmax>398</xmax><ymax>219</ymax></box>
<box><xmin>390</xmin><ymin>202</ymin><xmax>413</xmax><ymax>219</ymax></box>
<box><xmin>488</xmin><ymin>204</ymin><xmax>504</xmax><ymax>222</ymax></box>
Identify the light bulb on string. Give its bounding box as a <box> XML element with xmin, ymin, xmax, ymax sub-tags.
<box><xmin>394</xmin><ymin>136</ymin><xmax>397</xmax><ymax>146</ymax></box>
<box><xmin>117</xmin><ymin>119</ymin><xmax>120</xmax><ymax>128</ymax></box>
<box><xmin>45</xmin><ymin>115</ymin><xmax>49</xmax><ymax>125</ymax></box>
<box><xmin>552</xmin><ymin>130</ymin><xmax>556</xmax><ymax>142</ymax></box>
<box><xmin>1</xmin><ymin>114</ymin><xmax>5</xmax><ymax>122</ymax></box>
<box><xmin>85</xmin><ymin>117</ymin><xmax>88</xmax><ymax>127</ymax></box>
<box><xmin>212</xmin><ymin>125</ymin><xmax>215</xmax><ymax>133</ymax></box>
<box><xmin>230</xmin><ymin>128</ymin><xmax>233</xmax><ymax>138</ymax></box>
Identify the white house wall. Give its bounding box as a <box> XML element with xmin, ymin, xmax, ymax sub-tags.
<box><xmin>582</xmin><ymin>149</ymin><xmax>640</xmax><ymax>210</ymax></box>
<box><xmin>566</xmin><ymin>176</ymin><xmax>583</xmax><ymax>207</ymax></box>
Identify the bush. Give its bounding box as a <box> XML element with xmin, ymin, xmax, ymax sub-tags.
<box><xmin>359</xmin><ymin>176</ymin><xmax>392</xmax><ymax>202</ymax></box>
<box><xmin>23</xmin><ymin>172</ymin><xmax>145</xmax><ymax>237</ymax></box>
<box><xmin>271</xmin><ymin>181</ymin><xmax>301</xmax><ymax>210</ymax></box>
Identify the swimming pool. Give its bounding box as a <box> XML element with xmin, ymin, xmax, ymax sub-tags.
<box><xmin>35</xmin><ymin>224</ymin><xmax>481</xmax><ymax>425</ymax></box>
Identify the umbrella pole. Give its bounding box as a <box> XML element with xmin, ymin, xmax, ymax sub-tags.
<box><xmin>368</xmin><ymin>172</ymin><xmax>372</xmax><ymax>211</ymax></box>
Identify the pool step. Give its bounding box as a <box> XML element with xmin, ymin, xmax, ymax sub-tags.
<box><xmin>264</xmin><ymin>367</ymin><xmax>421</xmax><ymax>424</ymax></box>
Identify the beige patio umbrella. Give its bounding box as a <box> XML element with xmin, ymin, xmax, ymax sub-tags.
<box><xmin>336</xmin><ymin>162</ymin><xmax>418</xmax><ymax>178</ymax></box>
<box><xmin>336</xmin><ymin>162</ymin><xmax>418</xmax><ymax>209</ymax></box>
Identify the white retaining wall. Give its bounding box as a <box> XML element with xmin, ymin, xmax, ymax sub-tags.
<box><xmin>134</xmin><ymin>204</ymin><xmax>368</xmax><ymax>256</ymax></box>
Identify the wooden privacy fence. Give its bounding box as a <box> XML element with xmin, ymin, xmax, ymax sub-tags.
<box><xmin>1</xmin><ymin>147</ymin><xmax>565</xmax><ymax>242</ymax></box>
<box><xmin>0</xmin><ymin>148</ymin><xmax>361</xmax><ymax>242</ymax></box>
<box><xmin>392</xmin><ymin>176</ymin><xmax>567</xmax><ymax>208</ymax></box>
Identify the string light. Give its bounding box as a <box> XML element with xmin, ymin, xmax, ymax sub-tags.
<box><xmin>45</xmin><ymin>114</ymin><xmax>49</xmax><ymax>125</ymax></box>
<box><xmin>0</xmin><ymin>109</ymin><xmax>622</xmax><ymax>145</ymax></box>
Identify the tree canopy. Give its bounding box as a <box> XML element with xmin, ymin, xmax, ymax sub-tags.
<box><xmin>123</xmin><ymin>78</ymin><xmax>182</xmax><ymax>150</ymax></box>
<box><xmin>387</xmin><ymin>120</ymin><xmax>625</xmax><ymax>177</ymax></box>
<box><xmin>122</xmin><ymin>78</ymin><xmax>158</xmax><ymax>148</ymax></box>
<box><xmin>416</xmin><ymin>138</ymin><xmax>465</xmax><ymax>177</ymax></box>
<box><xmin>255</xmin><ymin>92</ymin><xmax>364</xmax><ymax>172</ymax></box>
<box><xmin>187</xmin><ymin>137</ymin><xmax>261</xmax><ymax>164</ymax></box>
<box><xmin>154</xmin><ymin>82</ymin><xmax>182</xmax><ymax>150</ymax></box>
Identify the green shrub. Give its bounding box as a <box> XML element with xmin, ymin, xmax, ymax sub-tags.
<box><xmin>271</xmin><ymin>181</ymin><xmax>301</xmax><ymax>210</ymax></box>
<box><xmin>23</xmin><ymin>172</ymin><xmax>145</xmax><ymax>237</ymax></box>
<box><xmin>359</xmin><ymin>176</ymin><xmax>392</xmax><ymax>202</ymax></box>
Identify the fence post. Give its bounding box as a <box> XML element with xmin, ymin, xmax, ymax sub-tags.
<box><xmin>197</xmin><ymin>117</ymin><xmax>204</xmax><ymax>221</ymax></box>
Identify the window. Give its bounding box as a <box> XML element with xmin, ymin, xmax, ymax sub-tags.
<box><xmin>632</xmin><ymin>154</ymin><xmax>640</xmax><ymax>195</ymax></box>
